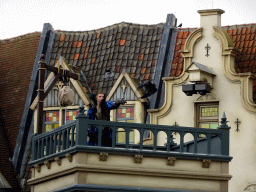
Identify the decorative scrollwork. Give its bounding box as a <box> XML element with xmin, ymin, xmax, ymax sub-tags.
<box><xmin>202</xmin><ymin>159</ymin><xmax>211</xmax><ymax>168</ymax></box>
<box><xmin>167</xmin><ymin>157</ymin><xmax>176</xmax><ymax>166</ymax></box>
<box><xmin>99</xmin><ymin>152</ymin><xmax>108</xmax><ymax>161</ymax></box>
<box><xmin>134</xmin><ymin>155</ymin><xmax>143</xmax><ymax>164</ymax></box>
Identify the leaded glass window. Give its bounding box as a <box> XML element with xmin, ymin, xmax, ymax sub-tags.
<box><xmin>66</xmin><ymin>110</ymin><xmax>79</xmax><ymax>123</ymax></box>
<box><xmin>116</xmin><ymin>106</ymin><xmax>134</xmax><ymax>143</ymax></box>
<box><xmin>44</xmin><ymin>111</ymin><xmax>60</xmax><ymax>132</ymax></box>
<box><xmin>197</xmin><ymin>104</ymin><xmax>219</xmax><ymax>130</ymax></box>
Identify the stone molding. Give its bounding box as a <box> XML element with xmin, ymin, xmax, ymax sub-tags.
<box><xmin>28</xmin><ymin>163</ymin><xmax>232</xmax><ymax>186</ymax></box>
<box><xmin>213</xmin><ymin>26</ymin><xmax>256</xmax><ymax>113</ymax></box>
<box><xmin>149</xmin><ymin>25</ymin><xmax>256</xmax><ymax>125</ymax></box>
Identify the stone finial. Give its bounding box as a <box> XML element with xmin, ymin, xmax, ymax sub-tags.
<box><xmin>220</xmin><ymin>112</ymin><xmax>228</xmax><ymax>126</ymax></box>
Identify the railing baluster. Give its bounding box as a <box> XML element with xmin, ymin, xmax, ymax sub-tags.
<box><xmin>98</xmin><ymin>126</ymin><xmax>102</xmax><ymax>147</ymax></box>
<box><xmin>37</xmin><ymin>140</ymin><xmax>40</xmax><ymax>159</ymax></box>
<box><xmin>139</xmin><ymin>129</ymin><xmax>143</xmax><ymax>150</ymax></box>
<box><xmin>62</xmin><ymin>130</ymin><xmax>66</xmax><ymax>150</ymax></box>
<box><xmin>194</xmin><ymin>132</ymin><xmax>198</xmax><ymax>153</ymax></box>
<box><xmin>71</xmin><ymin>127</ymin><xmax>74</xmax><ymax>147</ymax></box>
<box><xmin>49</xmin><ymin>134</ymin><xmax>52</xmax><ymax>155</ymax></box>
<box><xmin>207</xmin><ymin>134</ymin><xmax>211</xmax><ymax>154</ymax></box>
<box><xmin>58</xmin><ymin>133</ymin><xmax>61</xmax><ymax>152</ymax></box>
<box><xmin>46</xmin><ymin>137</ymin><xmax>49</xmax><ymax>156</ymax></box>
<box><xmin>166</xmin><ymin>131</ymin><xmax>170</xmax><ymax>152</ymax></box>
<box><xmin>180</xmin><ymin>132</ymin><xmax>184</xmax><ymax>152</ymax></box>
<box><xmin>153</xmin><ymin>130</ymin><xmax>157</xmax><ymax>150</ymax></box>
<box><xmin>66</xmin><ymin>128</ymin><xmax>70</xmax><ymax>149</ymax></box>
<box><xmin>53</xmin><ymin>133</ymin><xmax>56</xmax><ymax>153</ymax></box>
<box><xmin>125</xmin><ymin>128</ymin><xmax>130</xmax><ymax>149</ymax></box>
<box><xmin>41</xmin><ymin>139</ymin><xmax>44</xmax><ymax>158</ymax></box>
<box><xmin>112</xmin><ymin>127</ymin><xmax>116</xmax><ymax>147</ymax></box>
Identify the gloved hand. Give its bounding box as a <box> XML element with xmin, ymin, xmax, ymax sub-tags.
<box><xmin>115</xmin><ymin>98</ymin><xmax>127</xmax><ymax>105</ymax></box>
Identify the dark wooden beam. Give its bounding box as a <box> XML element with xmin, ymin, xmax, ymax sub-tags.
<box><xmin>36</xmin><ymin>55</ymin><xmax>80</xmax><ymax>134</ymax></box>
<box><xmin>43</xmin><ymin>73</ymin><xmax>61</xmax><ymax>100</ymax></box>
<box><xmin>45</xmin><ymin>65</ymin><xmax>79</xmax><ymax>80</ymax></box>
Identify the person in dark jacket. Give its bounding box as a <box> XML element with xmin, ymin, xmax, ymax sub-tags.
<box><xmin>87</xmin><ymin>91</ymin><xmax>126</xmax><ymax>146</ymax></box>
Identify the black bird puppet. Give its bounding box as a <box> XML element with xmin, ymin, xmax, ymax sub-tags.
<box><xmin>138</xmin><ymin>81</ymin><xmax>157</xmax><ymax>99</ymax></box>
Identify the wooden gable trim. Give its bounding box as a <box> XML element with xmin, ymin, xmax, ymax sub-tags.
<box><xmin>30</xmin><ymin>56</ymin><xmax>90</xmax><ymax>110</ymax></box>
<box><xmin>106</xmin><ymin>72</ymin><xmax>147</xmax><ymax>102</ymax></box>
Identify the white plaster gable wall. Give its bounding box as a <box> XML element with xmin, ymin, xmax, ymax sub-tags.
<box><xmin>155</xmin><ymin>9</ymin><xmax>256</xmax><ymax>192</ymax></box>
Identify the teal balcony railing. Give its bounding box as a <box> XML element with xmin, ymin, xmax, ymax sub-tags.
<box><xmin>29</xmin><ymin>106</ymin><xmax>232</xmax><ymax>166</ymax></box>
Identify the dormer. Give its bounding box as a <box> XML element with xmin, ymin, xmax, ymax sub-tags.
<box><xmin>185</xmin><ymin>61</ymin><xmax>216</xmax><ymax>87</ymax></box>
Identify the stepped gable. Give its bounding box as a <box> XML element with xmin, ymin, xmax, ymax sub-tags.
<box><xmin>0</xmin><ymin>32</ymin><xmax>41</xmax><ymax>189</ymax></box>
<box><xmin>170</xmin><ymin>25</ymin><xmax>256</xmax><ymax>102</ymax></box>
<box><xmin>50</xmin><ymin>22</ymin><xmax>164</xmax><ymax>93</ymax></box>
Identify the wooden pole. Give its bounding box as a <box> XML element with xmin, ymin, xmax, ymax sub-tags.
<box><xmin>36</xmin><ymin>55</ymin><xmax>80</xmax><ymax>134</ymax></box>
<box><xmin>37</xmin><ymin>55</ymin><xmax>46</xmax><ymax>134</ymax></box>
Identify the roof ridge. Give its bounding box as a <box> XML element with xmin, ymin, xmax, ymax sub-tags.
<box><xmin>0</xmin><ymin>32</ymin><xmax>41</xmax><ymax>43</ymax></box>
<box><xmin>222</xmin><ymin>23</ymin><xmax>256</xmax><ymax>28</ymax></box>
<box><xmin>56</xmin><ymin>21</ymin><xmax>164</xmax><ymax>34</ymax></box>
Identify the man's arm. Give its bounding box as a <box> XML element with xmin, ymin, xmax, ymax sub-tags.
<box><xmin>106</xmin><ymin>99</ymin><xmax>127</xmax><ymax>110</ymax></box>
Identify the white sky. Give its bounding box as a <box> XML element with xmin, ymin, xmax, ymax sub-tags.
<box><xmin>1</xmin><ymin>0</ymin><xmax>256</xmax><ymax>40</ymax></box>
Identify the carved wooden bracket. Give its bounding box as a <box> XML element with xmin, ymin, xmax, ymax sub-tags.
<box><xmin>167</xmin><ymin>157</ymin><xmax>176</xmax><ymax>166</ymax></box>
<box><xmin>65</xmin><ymin>153</ymin><xmax>72</xmax><ymax>162</ymax></box>
<box><xmin>44</xmin><ymin>161</ymin><xmax>51</xmax><ymax>169</ymax></box>
<box><xmin>55</xmin><ymin>157</ymin><xmax>61</xmax><ymax>166</ymax></box>
<box><xmin>134</xmin><ymin>155</ymin><xmax>143</xmax><ymax>164</ymax></box>
<box><xmin>34</xmin><ymin>164</ymin><xmax>41</xmax><ymax>172</ymax></box>
<box><xmin>202</xmin><ymin>159</ymin><xmax>211</xmax><ymax>168</ymax></box>
<box><xmin>99</xmin><ymin>152</ymin><xmax>108</xmax><ymax>161</ymax></box>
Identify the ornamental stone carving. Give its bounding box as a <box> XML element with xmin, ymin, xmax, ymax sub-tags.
<box><xmin>99</xmin><ymin>152</ymin><xmax>108</xmax><ymax>161</ymax></box>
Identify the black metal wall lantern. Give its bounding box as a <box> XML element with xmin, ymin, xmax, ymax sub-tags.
<box><xmin>182</xmin><ymin>83</ymin><xmax>211</xmax><ymax>96</ymax></box>
<box><xmin>182</xmin><ymin>61</ymin><xmax>215</xmax><ymax>96</ymax></box>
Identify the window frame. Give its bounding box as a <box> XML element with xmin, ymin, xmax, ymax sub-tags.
<box><xmin>42</xmin><ymin>106</ymin><xmax>79</xmax><ymax>132</ymax></box>
<box><xmin>116</xmin><ymin>105</ymin><xmax>135</xmax><ymax>144</ymax></box>
<box><xmin>196</xmin><ymin>102</ymin><xmax>219</xmax><ymax>129</ymax></box>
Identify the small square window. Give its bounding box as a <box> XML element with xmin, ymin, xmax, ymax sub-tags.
<box><xmin>197</xmin><ymin>103</ymin><xmax>219</xmax><ymax>131</ymax></box>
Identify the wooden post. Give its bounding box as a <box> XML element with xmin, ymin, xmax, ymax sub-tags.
<box><xmin>37</xmin><ymin>55</ymin><xmax>46</xmax><ymax>134</ymax></box>
<box><xmin>36</xmin><ymin>55</ymin><xmax>80</xmax><ymax>134</ymax></box>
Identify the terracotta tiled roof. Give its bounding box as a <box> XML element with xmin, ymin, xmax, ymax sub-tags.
<box><xmin>0</xmin><ymin>32</ymin><xmax>41</xmax><ymax>188</ymax></box>
<box><xmin>224</xmin><ymin>24</ymin><xmax>256</xmax><ymax>73</ymax></box>
<box><xmin>50</xmin><ymin>22</ymin><xmax>164</xmax><ymax>93</ymax></box>
<box><xmin>170</xmin><ymin>28</ymin><xmax>196</xmax><ymax>77</ymax></box>
<box><xmin>170</xmin><ymin>25</ymin><xmax>256</xmax><ymax>103</ymax></box>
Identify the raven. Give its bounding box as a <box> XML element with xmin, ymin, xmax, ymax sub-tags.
<box><xmin>138</xmin><ymin>81</ymin><xmax>157</xmax><ymax>99</ymax></box>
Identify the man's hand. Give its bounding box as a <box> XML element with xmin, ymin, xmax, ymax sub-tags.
<box><xmin>115</xmin><ymin>98</ymin><xmax>127</xmax><ymax>105</ymax></box>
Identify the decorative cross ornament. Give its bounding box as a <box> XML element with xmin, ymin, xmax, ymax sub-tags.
<box><xmin>234</xmin><ymin>118</ymin><xmax>241</xmax><ymax>132</ymax></box>
<box><xmin>121</xmin><ymin>83</ymin><xmax>127</xmax><ymax>94</ymax></box>
<box><xmin>205</xmin><ymin>43</ymin><xmax>211</xmax><ymax>57</ymax></box>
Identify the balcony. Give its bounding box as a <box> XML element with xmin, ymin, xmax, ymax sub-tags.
<box><xmin>28</xmin><ymin>106</ymin><xmax>232</xmax><ymax>192</ymax></box>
